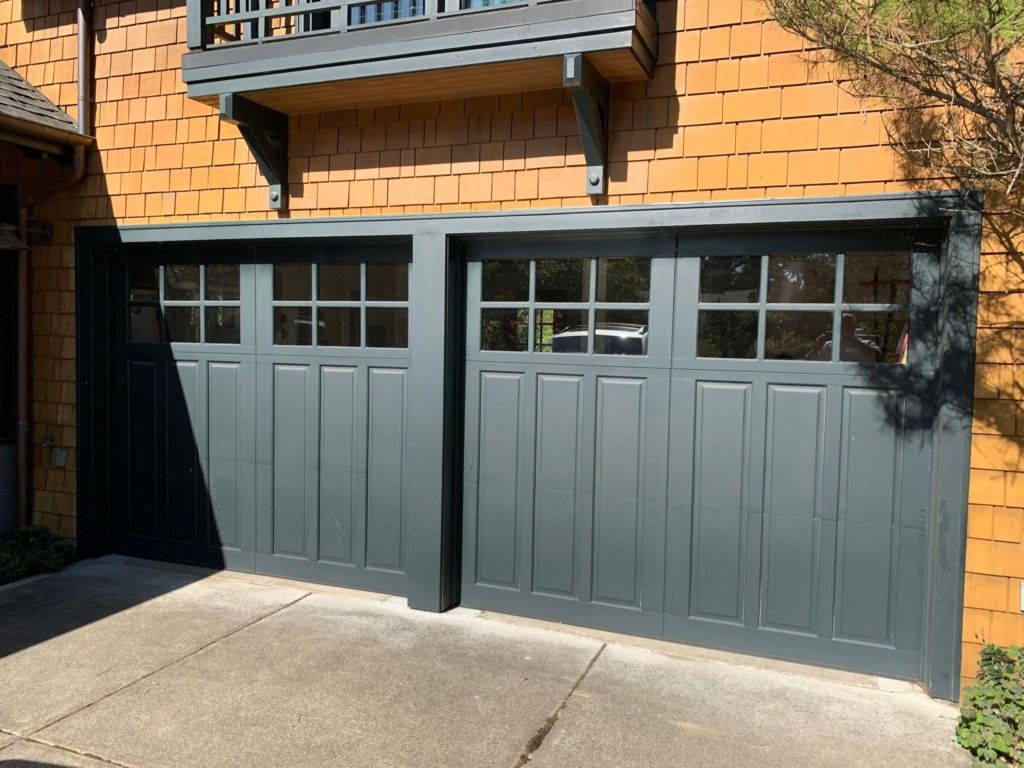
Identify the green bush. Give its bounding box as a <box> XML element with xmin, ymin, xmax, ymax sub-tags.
<box><xmin>0</xmin><ymin>525</ymin><xmax>74</xmax><ymax>585</ymax></box>
<box><xmin>957</xmin><ymin>644</ymin><xmax>1024</xmax><ymax>766</ymax></box>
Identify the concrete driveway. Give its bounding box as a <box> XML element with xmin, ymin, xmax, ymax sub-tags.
<box><xmin>0</xmin><ymin>557</ymin><xmax>967</xmax><ymax>768</ymax></box>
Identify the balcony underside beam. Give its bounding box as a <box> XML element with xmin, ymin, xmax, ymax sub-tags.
<box><xmin>219</xmin><ymin>93</ymin><xmax>288</xmax><ymax>210</ymax></box>
<box><xmin>563</xmin><ymin>53</ymin><xmax>609</xmax><ymax>197</ymax></box>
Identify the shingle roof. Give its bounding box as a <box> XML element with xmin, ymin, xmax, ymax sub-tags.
<box><xmin>0</xmin><ymin>59</ymin><xmax>78</xmax><ymax>136</ymax></box>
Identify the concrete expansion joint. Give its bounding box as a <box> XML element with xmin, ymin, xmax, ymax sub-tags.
<box><xmin>21</xmin><ymin>590</ymin><xmax>313</xmax><ymax>741</ymax></box>
<box><xmin>17</xmin><ymin>735</ymin><xmax>140</xmax><ymax>768</ymax></box>
<box><xmin>512</xmin><ymin>642</ymin><xmax>606</xmax><ymax>768</ymax></box>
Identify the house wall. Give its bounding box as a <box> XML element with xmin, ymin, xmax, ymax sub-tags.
<box><xmin>1</xmin><ymin>0</ymin><xmax>1020</xmax><ymax>692</ymax></box>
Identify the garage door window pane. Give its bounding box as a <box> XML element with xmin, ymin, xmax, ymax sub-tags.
<box><xmin>536</xmin><ymin>309</ymin><xmax>588</xmax><ymax>353</ymax></box>
<box><xmin>164</xmin><ymin>306</ymin><xmax>200</xmax><ymax>343</ymax></box>
<box><xmin>596</xmin><ymin>258</ymin><xmax>651</xmax><ymax>303</ymax></box>
<box><xmin>128</xmin><ymin>266</ymin><xmax>159</xmax><ymax>302</ymax></box>
<box><xmin>318</xmin><ymin>263</ymin><xmax>361</xmax><ymax>301</ymax></box>
<box><xmin>536</xmin><ymin>260</ymin><xmax>590</xmax><ymax>303</ymax></box>
<box><xmin>766</xmin><ymin>311</ymin><xmax>833</xmax><ymax>360</ymax></box>
<box><xmin>843</xmin><ymin>253</ymin><xmax>912</xmax><ymax>305</ymax></box>
<box><xmin>699</xmin><ymin>256</ymin><xmax>761</xmax><ymax>303</ymax></box>
<box><xmin>767</xmin><ymin>254</ymin><xmax>836</xmax><ymax>304</ymax></box>
<box><xmin>318</xmin><ymin>308</ymin><xmax>361</xmax><ymax>347</ymax></box>
<box><xmin>205</xmin><ymin>264</ymin><xmax>241</xmax><ymax>301</ymax></box>
<box><xmin>274</xmin><ymin>264</ymin><xmax>312</xmax><ymax>301</ymax></box>
<box><xmin>481</xmin><ymin>308</ymin><xmax>528</xmax><ymax>351</ymax></box>
<box><xmin>697</xmin><ymin>310</ymin><xmax>757</xmax><ymax>358</ymax></box>
<box><xmin>274</xmin><ymin>306</ymin><xmax>313</xmax><ymax>345</ymax></box>
<box><xmin>482</xmin><ymin>260</ymin><xmax>530</xmax><ymax>302</ymax></box>
<box><xmin>366</xmin><ymin>308</ymin><xmax>408</xmax><ymax>348</ymax></box>
<box><xmin>595</xmin><ymin>309</ymin><xmax>648</xmax><ymax>355</ymax></box>
<box><xmin>129</xmin><ymin>305</ymin><xmax>161</xmax><ymax>342</ymax></box>
<box><xmin>366</xmin><ymin>262</ymin><xmax>408</xmax><ymax>301</ymax></box>
<box><xmin>165</xmin><ymin>265</ymin><xmax>200</xmax><ymax>301</ymax></box>
<box><xmin>206</xmin><ymin>307</ymin><xmax>241</xmax><ymax>344</ymax></box>
<box><xmin>839</xmin><ymin>312</ymin><xmax>909</xmax><ymax>364</ymax></box>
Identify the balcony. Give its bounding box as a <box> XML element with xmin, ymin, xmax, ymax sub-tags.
<box><xmin>182</xmin><ymin>0</ymin><xmax>657</xmax><ymax>207</ymax></box>
<box><xmin>181</xmin><ymin>0</ymin><xmax>657</xmax><ymax>112</ymax></box>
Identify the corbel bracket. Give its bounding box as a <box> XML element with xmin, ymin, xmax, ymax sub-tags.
<box><xmin>563</xmin><ymin>53</ymin><xmax>609</xmax><ymax>197</ymax></box>
<box><xmin>219</xmin><ymin>93</ymin><xmax>288</xmax><ymax>210</ymax></box>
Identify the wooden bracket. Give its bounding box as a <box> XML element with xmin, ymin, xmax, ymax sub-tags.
<box><xmin>563</xmin><ymin>53</ymin><xmax>609</xmax><ymax>197</ymax></box>
<box><xmin>219</xmin><ymin>93</ymin><xmax>289</xmax><ymax>210</ymax></box>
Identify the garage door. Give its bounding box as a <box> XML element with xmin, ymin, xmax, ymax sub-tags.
<box><xmin>460</xmin><ymin>231</ymin><xmax>938</xmax><ymax>679</ymax></box>
<box><xmin>113</xmin><ymin>242</ymin><xmax>411</xmax><ymax>594</ymax></box>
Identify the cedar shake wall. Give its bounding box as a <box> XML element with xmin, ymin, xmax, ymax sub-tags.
<box><xmin>1</xmin><ymin>0</ymin><xmax>1019</xmax><ymax>692</ymax></box>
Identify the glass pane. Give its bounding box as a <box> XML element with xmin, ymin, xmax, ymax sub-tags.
<box><xmin>596</xmin><ymin>258</ymin><xmax>651</xmax><ymax>303</ymax></box>
<box><xmin>205</xmin><ymin>264</ymin><xmax>240</xmax><ymax>301</ymax></box>
<box><xmin>697</xmin><ymin>310</ymin><xmax>757</xmax><ymax>358</ymax></box>
<box><xmin>128</xmin><ymin>305</ymin><xmax>161</xmax><ymax>342</ymax></box>
<box><xmin>535</xmin><ymin>308</ymin><xmax>588</xmax><ymax>353</ymax></box>
<box><xmin>318</xmin><ymin>308</ymin><xmax>361</xmax><ymax>347</ymax></box>
<box><xmin>366</xmin><ymin>307</ymin><xmax>408</xmax><ymax>348</ymax></box>
<box><xmin>699</xmin><ymin>255</ymin><xmax>761</xmax><ymax>303</ymax></box>
<box><xmin>164</xmin><ymin>306</ymin><xmax>200</xmax><ymax>343</ymax></box>
<box><xmin>164</xmin><ymin>265</ymin><xmax>200</xmax><ymax>301</ymax></box>
<box><xmin>594</xmin><ymin>310</ymin><xmax>648</xmax><ymax>356</ymax></box>
<box><xmin>274</xmin><ymin>306</ymin><xmax>313</xmax><ymax>345</ymax></box>
<box><xmin>767</xmin><ymin>253</ymin><xmax>836</xmax><ymax>304</ymax></box>
<box><xmin>205</xmin><ymin>306</ymin><xmax>240</xmax><ymax>344</ymax></box>
<box><xmin>128</xmin><ymin>265</ymin><xmax>159</xmax><ymax>302</ymax></box>
<box><xmin>536</xmin><ymin>259</ymin><xmax>590</xmax><ymax>303</ymax></box>
<box><xmin>274</xmin><ymin>264</ymin><xmax>312</xmax><ymax>301</ymax></box>
<box><xmin>482</xmin><ymin>260</ymin><xmax>530</xmax><ymax>302</ymax></box>
<box><xmin>839</xmin><ymin>312</ymin><xmax>909</xmax><ymax>364</ymax></box>
<box><xmin>318</xmin><ymin>263</ymin><xmax>361</xmax><ymax>301</ymax></box>
<box><xmin>366</xmin><ymin>262</ymin><xmax>408</xmax><ymax>301</ymax></box>
<box><xmin>766</xmin><ymin>311</ymin><xmax>833</xmax><ymax>360</ymax></box>
<box><xmin>843</xmin><ymin>252</ymin><xmax>912</xmax><ymax>305</ymax></box>
<box><xmin>481</xmin><ymin>308</ymin><xmax>529</xmax><ymax>352</ymax></box>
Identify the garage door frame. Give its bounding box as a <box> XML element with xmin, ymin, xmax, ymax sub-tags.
<box><xmin>74</xmin><ymin>192</ymin><xmax>980</xmax><ymax>699</ymax></box>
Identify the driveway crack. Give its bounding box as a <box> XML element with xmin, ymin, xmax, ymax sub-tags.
<box><xmin>513</xmin><ymin>642</ymin><xmax>605</xmax><ymax>768</ymax></box>
<box><xmin>26</xmin><ymin>591</ymin><xmax>312</xmax><ymax>739</ymax></box>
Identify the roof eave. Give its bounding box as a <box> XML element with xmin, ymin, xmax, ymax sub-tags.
<box><xmin>0</xmin><ymin>113</ymin><xmax>93</xmax><ymax>155</ymax></box>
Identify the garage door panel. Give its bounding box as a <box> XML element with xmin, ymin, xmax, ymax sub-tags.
<box><xmin>690</xmin><ymin>381</ymin><xmax>751</xmax><ymax>624</ymax></box>
<box><xmin>759</xmin><ymin>384</ymin><xmax>826</xmax><ymax>634</ymax></box>
<box><xmin>206</xmin><ymin>360</ymin><xmax>250</xmax><ymax>550</ymax></box>
<box><xmin>126</xmin><ymin>359</ymin><xmax>160</xmax><ymax>539</ymax></box>
<box><xmin>366</xmin><ymin>366</ymin><xmax>407</xmax><ymax>572</ymax></box>
<box><xmin>166</xmin><ymin>361</ymin><xmax>204</xmax><ymax>545</ymax></box>
<box><xmin>533</xmin><ymin>373</ymin><xmax>583</xmax><ymax>597</ymax></box>
<box><xmin>271</xmin><ymin>363</ymin><xmax>313</xmax><ymax>558</ymax></box>
<box><xmin>592</xmin><ymin>377</ymin><xmax>645</xmax><ymax>607</ymax></box>
<box><xmin>474</xmin><ymin>371</ymin><xmax>523</xmax><ymax>588</ymax></box>
<box><xmin>318</xmin><ymin>365</ymin><xmax>359</xmax><ymax>564</ymax></box>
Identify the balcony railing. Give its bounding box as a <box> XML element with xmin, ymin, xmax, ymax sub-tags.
<box><xmin>189</xmin><ymin>0</ymin><xmax>655</xmax><ymax>49</ymax></box>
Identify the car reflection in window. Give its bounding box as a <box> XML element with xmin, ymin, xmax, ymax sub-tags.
<box><xmin>550</xmin><ymin>322</ymin><xmax>649</xmax><ymax>356</ymax></box>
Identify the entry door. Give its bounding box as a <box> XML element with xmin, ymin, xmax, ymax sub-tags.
<box><xmin>114</xmin><ymin>243</ymin><xmax>411</xmax><ymax>595</ymax></box>
<box><xmin>461</xmin><ymin>233</ymin><xmax>939</xmax><ymax>681</ymax></box>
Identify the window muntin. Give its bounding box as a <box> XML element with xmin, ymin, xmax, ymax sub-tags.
<box><xmin>272</xmin><ymin>261</ymin><xmax>409</xmax><ymax>349</ymax></box>
<box><xmin>478</xmin><ymin>256</ymin><xmax>652</xmax><ymax>357</ymax></box>
<box><xmin>697</xmin><ymin>251</ymin><xmax>912</xmax><ymax>364</ymax></box>
<box><xmin>127</xmin><ymin>264</ymin><xmax>241</xmax><ymax>344</ymax></box>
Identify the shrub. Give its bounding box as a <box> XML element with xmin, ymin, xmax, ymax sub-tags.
<box><xmin>0</xmin><ymin>525</ymin><xmax>74</xmax><ymax>586</ymax></box>
<box><xmin>957</xmin><ymin>644</ymin><xmax>1024</xmax><ymax>766</ymax></box>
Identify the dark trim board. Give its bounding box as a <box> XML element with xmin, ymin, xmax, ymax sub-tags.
<box><xmin>75</xmin><ymin>192</ymin><xmax>981</xmax><ymax>700</ymax></box>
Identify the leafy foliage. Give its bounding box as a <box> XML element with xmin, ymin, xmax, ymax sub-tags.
<box><xmin>764</xmin><ymin>0</ymin><xmax>1024</xmax><ymax>215</ymax></box>
<box><xmin>957</xmin><ymin>644</ymin><xmax>1024</xmax><ymax>766</ymax></box>
<box><xmin>0</xmin><ymin>525</ymin><xmax>74</xmax><ymax>585</ymax></box>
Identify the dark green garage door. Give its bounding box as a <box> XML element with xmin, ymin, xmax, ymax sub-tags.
<box><xmin>114</xmin><ymin>243</ymin><xmax>411</xmax><ymax>594</ymax></box>
<box><xmin>461</xmin><ymin>232</ymin><xmax>939</xmax><ymax>680</ymax></box>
